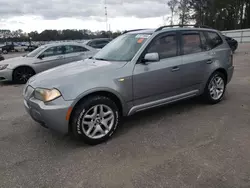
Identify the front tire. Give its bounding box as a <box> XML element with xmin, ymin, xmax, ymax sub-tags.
<box><xmin>70</xmin><ymin>96</ymin><xmax>120</xmax><ymax>145</ymax></box>
<box><xmin>13</xmin><ymin>67</ymin><xmax>35</xmax><ymax>84</ymax></box>
<box><xmin>203</xmin><ymin>71</ymin><xmax>226</xmax><ymax>104</ymax></box>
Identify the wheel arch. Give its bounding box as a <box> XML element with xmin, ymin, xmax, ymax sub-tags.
<box><xmin>214</xmin><ymin>68</ymin><xmax>228</xmax><ymax>84</ymax></box>
<box><xmin>68</xmin><ymin>89</ymin><xmax>127</xmax><ymax>132</ymax></box>
<box><xmin>201</xmin><ymin>67</ymin><xmax>228</xmax><ymax>93</ymax></box>
<box><xmin>13</xmin><ymin>65</ymin><xmax>36</xmax><ymax>73</ymax></box>
<box><xmin>12</xmin><ymin>65</ymin><xmax>36</xmax><ymax>80</ymax></box>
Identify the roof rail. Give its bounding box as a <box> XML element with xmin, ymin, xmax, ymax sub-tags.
<box><xmin>122</xmin><ymin>29</ymin><xmax>149</xmax><ymax>34</ymax></box>
<box><xmin>155</xmin><ymin>25</ymin><xmax>212</xmax><ymax>32</ymax></box>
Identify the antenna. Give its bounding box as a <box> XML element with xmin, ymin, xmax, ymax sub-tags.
<box><xmin>104</xmin><ymin>0</ymin><xmax>108</xmax><ymax>31</ymax></box>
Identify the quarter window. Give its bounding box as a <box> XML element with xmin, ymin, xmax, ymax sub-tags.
<box><xmin>65</xmin><ymin>45</ymin><xmax>88</xmax><ymax>54</ymax></box>
<box><xmin>200</xmin><ymin>31</ymin><xmax>211</xmax><ymax>51</ymax></box>
<box><xmin>206</xmin><ymin>31</ymin><xmax>223</xmax><ymax>49</ymax></box>
<box><xmin>147</xmin><ymin>33</ymin><xmax>177</xmax><ymax>59</ymax></box>
<box><xmin>73</xmin><ymin>45</ymin><xmax>88</xmax><ymax>52</ymax></box>
<box><xmin>181</xmin><ymin>32</ymin><xmax>202</xmax><ymax>55</ymax></box>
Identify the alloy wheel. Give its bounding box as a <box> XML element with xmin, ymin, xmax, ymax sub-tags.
<box><xmin>209</xmin><ymin>75</ymin><xmax>225</xmax><ymax>100</ymax></box>
<box><xmin>81</xmin><ymin>104</ymin><xmax>115</xmax><ymax>139</ymax></box>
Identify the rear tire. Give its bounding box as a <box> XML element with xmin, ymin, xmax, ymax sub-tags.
<box><xmin>70</xmin><ymin>95</ymin><xmax>120</xmax><ymax>145</ymax></box>
<box><xmin>203</xmin><ymin>71</ymin><xmax>226</xmax><ymax>104</ymax></box>
<box><xmin>13</xmin><ymin>67</ymin><xmax>35</xmax><ymax>84</ymax></box>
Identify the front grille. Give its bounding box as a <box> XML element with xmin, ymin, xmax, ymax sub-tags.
<box><xmin>24</xmin><ymin>86</ymin><xmax>34</xmax><ymax>100</ymax></box>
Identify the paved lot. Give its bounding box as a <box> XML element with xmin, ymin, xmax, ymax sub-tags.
<box><xmin>0</xmin><ymin>45</ymin><xmax>250</xmax><ymax>188</ymax></box>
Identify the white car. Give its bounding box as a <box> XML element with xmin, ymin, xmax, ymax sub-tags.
<box><xmin>0</xmin><ymin>42</ymin><xmax>98</xmax><ymax>83</ymax></box>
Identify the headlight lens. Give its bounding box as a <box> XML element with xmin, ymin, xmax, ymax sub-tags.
<box><xmin>34</xmin><ymin>88</ymin><xmax>61</xmax><ymax>102</ymax></box>
<box><xmin>0</xmin><ymin>64</ymin><xmax>8</xmax><ymax>70</ymax></box>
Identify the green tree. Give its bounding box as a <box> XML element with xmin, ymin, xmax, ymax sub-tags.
<box><xmin>167</xmin><ymin>0</ymin><xmax>179</xmax><ymax>25</ymax></box>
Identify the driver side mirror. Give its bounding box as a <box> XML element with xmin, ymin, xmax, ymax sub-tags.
<box><xmin>38</xmin><ymin>54</ymin><xmax>44</xmax><ymax>59</ymax></box>
<box><xmin>143</xmin><ymin>52</ymin><xmax>159</xmax><ymax>64</ymax></box>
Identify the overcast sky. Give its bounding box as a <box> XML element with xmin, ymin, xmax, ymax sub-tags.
<box><xmin>0</xmin><ymin>0</ymin><xmax>172</xmax><ymax>32</ymax></box>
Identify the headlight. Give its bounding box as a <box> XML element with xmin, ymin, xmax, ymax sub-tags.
<box><xmin>34</xmin><ymin>88</ymin><xmax>61</xmax><ymax>102</ymax></box>
<box><xmin>0</xmin><ymin>64</ymin><xmax>8</xmax><ymax>70</ymax></box>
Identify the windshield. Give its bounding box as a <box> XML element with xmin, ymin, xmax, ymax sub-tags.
<box><xmin>26</xmin><ymin>46</ymin><xmax>47</xmax><ymax>57</ymax></box>
<box><xmin>93</xmin><ymin>33</ymin><xmax>151</xmax><ymax>61</ymax></box>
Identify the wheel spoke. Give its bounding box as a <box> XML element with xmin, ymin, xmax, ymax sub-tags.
<box><xmin>99</xmin><ymin>105</ymin><xmax>104</xmax><ymax>118</ymax></box>
<box><xmin>101</xmin><ymin>120</ymin><xmax>110</xmax><ymax>130</ymax></box>
<box><xmin>85</xmin><ymin>106</ymin><xmax>98</xmax><ymax>119</ymax></box>
<box><xmin>90</xmin><ymin>126</ymin><xmax>99</xmax><ymax>137</ymax></box>
<box><xmin>104</xmin><ymin>111</ymin><xmax>112</xmax><ymax>117</ymax></box>
<box><xmin>86</xmin><ymin>123</ymin><xmax>95</xmax><ymax>135</ymax></box>
<box><xmin>105</xmin><ymin>114</ymin><xmax>114</xmax><ymax>122</ymax></box>
<box><xmin>99</xmin><ymin>126</ymin><xmax>106</xmax><ymax>135</ymax></box>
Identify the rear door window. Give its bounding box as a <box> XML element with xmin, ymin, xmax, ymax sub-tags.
<box><xmin>181</xmin><ymin>31</ymin><xmax>202</xmax><ymax>55</ymax></box>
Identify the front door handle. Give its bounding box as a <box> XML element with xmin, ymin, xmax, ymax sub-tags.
<box><xmin>171</xmin><ymin>66</ymin><xmax>180</xmax><ymax>72</ymax></box>
<box><xmin>207</xmin><ymin>60</ymin><xmax>213</xmax><ymax>64</ymax></box>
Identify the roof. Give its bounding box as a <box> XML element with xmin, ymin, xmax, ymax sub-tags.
<box><xmin>88</xmin><ymin>38</ymin><xmax>111</xmax><ymax>41</ymax></box>
<box><xmin>41</xmin><ymin>41</ymin><xmax>87</xmax><ymax>48</ymax></box>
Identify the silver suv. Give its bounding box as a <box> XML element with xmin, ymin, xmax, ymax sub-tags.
<box><xmin>23</xmin><ymin>25</ymin><xmax>234</xmax><ymax>145</ymax></box>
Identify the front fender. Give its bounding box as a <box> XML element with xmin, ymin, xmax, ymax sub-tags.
<box><xmin>70</xmin><ymin>87</ymin><xmax>129</xmax><ymax>116</ymax></box>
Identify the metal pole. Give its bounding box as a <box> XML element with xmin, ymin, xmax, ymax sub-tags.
<box><xmin>105</xmin><ymin>0</ymin><xmax>108</xmax><ymax>31</ymax></box>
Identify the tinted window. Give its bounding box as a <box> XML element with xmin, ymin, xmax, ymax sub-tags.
<box><xmin>200</xmin><ymin>31</ymin><xmax>211</xmax><ymax>51</ymax></box>
<box><xmin>42</xmin><ymin>46</ymin><xmax>64</xmax><ymax>57</ymax></box>
<box><xmin>65</xmin><ymin>45</ymin><xmax>88</xmax><ymax>53</ymax></box>
<box><xmin>73</xmin><ymin>45</ymin><xmax>88</xmax><ymax>52</ymax></box>
<box><xmin>182</xmin><ymin>32</ymin><xmax>202</xmax><ymax>55</ymax></box>
<box><xmin>147</xmin><ymin>33</ymin><xmax>177</xmax><ymax>59</ymax></box>
<box><xmin>206</xmin><ymin>31</ymin><xmax>223</xmax><ymax>49</ymax></box>
<box><xmin>26</xmin><ymin>45</ymin><xmax>47</xmax><ymax>57</ymax></box>
<box><xmin>96</xmin><ymin>40</ymin><xmax>106</xmax><ymax>45</ymax></box>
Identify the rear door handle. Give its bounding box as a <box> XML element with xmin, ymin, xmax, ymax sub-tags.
<box><xmin>171</xmin><ymin>66</ymin><xmax>180</xmax><ymax>72</ymax></box>
<box><xmin>207</xmin><ymin>60</ymin><xmax>213</xmax><ymax>64</ymax></box>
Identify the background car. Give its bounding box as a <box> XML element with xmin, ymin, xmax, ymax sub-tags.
<box><xmin>0</xmin><ymin>42</ymin><xmax>98</xmax><ymax>83</ymax></box>
<box><xmin>1</xmin><ymin>44</ymin><xmax>15</xmax><ymax>54</ymax></box>
<box><xmin>86</xmin><ymin>38</ymin><xmax>112</xmax><ymax>49</ymax></box>
<box><xmin>223</xmin><ymin>35</ymin><xmax>238</xmax><ymax>52</ymax></box>
<box><xmin>0</xmin><ymin>54</ymin><xmax>4</xmax><ymax>61</ymax></box>
<box><xmin>24</xmin><ymin>45</ymin><xmax>39</xmax><ymax>52</ymax></box>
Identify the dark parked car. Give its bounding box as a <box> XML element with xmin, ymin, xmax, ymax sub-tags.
<box><xmin>0</xmin><ymin>54</ymin><xmax>4</xmax><ymax>61</ymax></box>
<box><xmin>86</xmin><ymin>38</ymin><xmax>112</xmax><ymax>49</ymax></box>
<box><xmin>223</xmin><ymin>35</ymin><xmax>238</xmax><ymax>52</ymax></box>
<box><xmin>24</xmin><ymin>45</ymin><xmax>38</xmax><ymax>52</ymax></box>
<box><xmin>1</xmin><ymin>44</ymin><xmax>15</xmax><ymax>54</ymax></box>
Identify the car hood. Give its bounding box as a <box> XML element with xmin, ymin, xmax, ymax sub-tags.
<box><xmin>28</xmin><ymin>58</ymin><xmax>127</xmax><ymax>89</ymax></box>
<box><xmin>1</xmin><ymin>56</ymin><xmax>33</xmax><ymax>67</ymax></box>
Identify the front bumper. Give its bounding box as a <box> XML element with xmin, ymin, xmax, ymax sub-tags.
<box><xmin>227</xmin><ymin>66</ymin><xmax>234</xmax><ymax>83</ymax></box>
<box><xmin>0</xmin><ymin>68</ymin><xmax>13</xmax><ymax>81</ymax></box>
<box><xmin>24</xmin><ymin>88</ymin><xmax>73</xmax><ymax>134</ymax></box>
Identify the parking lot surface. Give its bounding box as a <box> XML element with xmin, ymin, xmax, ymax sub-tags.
<box><xmin>1</xmin><ymin>45</ymin><xmax>250</xmax><ymax>188</ymax></box>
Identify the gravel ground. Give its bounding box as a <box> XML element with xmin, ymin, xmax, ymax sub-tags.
<box><xmin>0</xmin><ymin>44</ymin><xmax>250</xmax><ymax>188</ymax></box>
